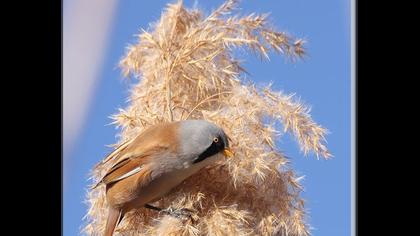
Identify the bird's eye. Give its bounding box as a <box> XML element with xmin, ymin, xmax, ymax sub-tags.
<box><xmin>213</xmin><ymin>137</ymin><xmax>219</xmax><ymax>143</ymax></box>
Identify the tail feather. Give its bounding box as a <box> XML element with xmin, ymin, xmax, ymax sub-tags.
<box><xmin>104</xmin><ymin>207</ymin><xmax>122</xmax><ymax>236</ymax></box>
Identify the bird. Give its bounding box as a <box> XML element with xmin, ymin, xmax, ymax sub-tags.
<box><xmin>92</xmin><ymin>120</ymin><xmax>234</xmax><ymax>236</ymax></box>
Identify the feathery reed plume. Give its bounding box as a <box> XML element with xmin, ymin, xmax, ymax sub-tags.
<box><xmin>83</xmin><ymin>1</ymin><xmax>331</xmax><ymax>235</ymax></box>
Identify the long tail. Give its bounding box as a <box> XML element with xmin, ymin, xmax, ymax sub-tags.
<box><xmin>104</xmin><ymin>207</ymin><xmax>123</xmax><ymax>236</ymax></box>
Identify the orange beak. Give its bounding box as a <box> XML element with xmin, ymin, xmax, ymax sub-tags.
<box><xmin>223</xmin><ymin>148</ymin><xmax>234</xmax><ymax>158</ymax></box>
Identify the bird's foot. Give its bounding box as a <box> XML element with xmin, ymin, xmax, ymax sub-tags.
<box><xmin>161</xmin><ymin>207</ymin><xmax>197</xmax><ymax>222</ymax></box>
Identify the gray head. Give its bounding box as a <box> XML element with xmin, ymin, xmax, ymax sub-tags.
<box><xmin>178</xmin><ymin>120</ymin><xmax>232</xmax><ymax>164</ymax></box>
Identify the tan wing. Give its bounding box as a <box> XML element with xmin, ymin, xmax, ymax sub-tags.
<box><xmin>94</xmin><ymin>137</ymin><xmax>137</xmax><ymax>170</ymax></box>
<box><xmin>92</xmin><ymin>122</ymin><xmax>180</xmax><ymax>189</ymax></box>
<box><xmin>100</xmin><ymin>156</ymin><xmax>149</xmax><ymax>186</ymax></box>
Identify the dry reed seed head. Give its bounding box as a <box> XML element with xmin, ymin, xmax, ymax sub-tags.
<box><xmin>84</xmin><ymin>0</ymin><xmax>331</xmax><ymax>235</ymax></box>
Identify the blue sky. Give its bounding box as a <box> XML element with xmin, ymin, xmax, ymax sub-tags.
<box><xmin>63</xmin><ymin>0</ymin><xmax>351</xmax><ymax>235</ymax></box>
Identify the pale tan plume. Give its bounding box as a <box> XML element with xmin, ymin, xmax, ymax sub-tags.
<box><xmin>83</xmin><ymin>1</ymin><xmax>332</xmax><ymax>235</ymax></box>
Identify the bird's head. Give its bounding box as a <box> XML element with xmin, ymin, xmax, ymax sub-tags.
<box><xmin>178</xmin><ymin>120</ymin><xmax>233</xmax><ymax>165</ymax></box>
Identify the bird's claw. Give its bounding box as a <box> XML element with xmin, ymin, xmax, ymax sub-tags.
<box><xmin>161</xmin><ymin>207</ymin><xmax>197</xmax><ymax>222</ymax></box>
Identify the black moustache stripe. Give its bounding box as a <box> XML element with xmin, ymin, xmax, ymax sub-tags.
<box><xmin>193</xmin><ymin>142</ymin><xmax>223</xmax><ymax>164</ymax></box>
